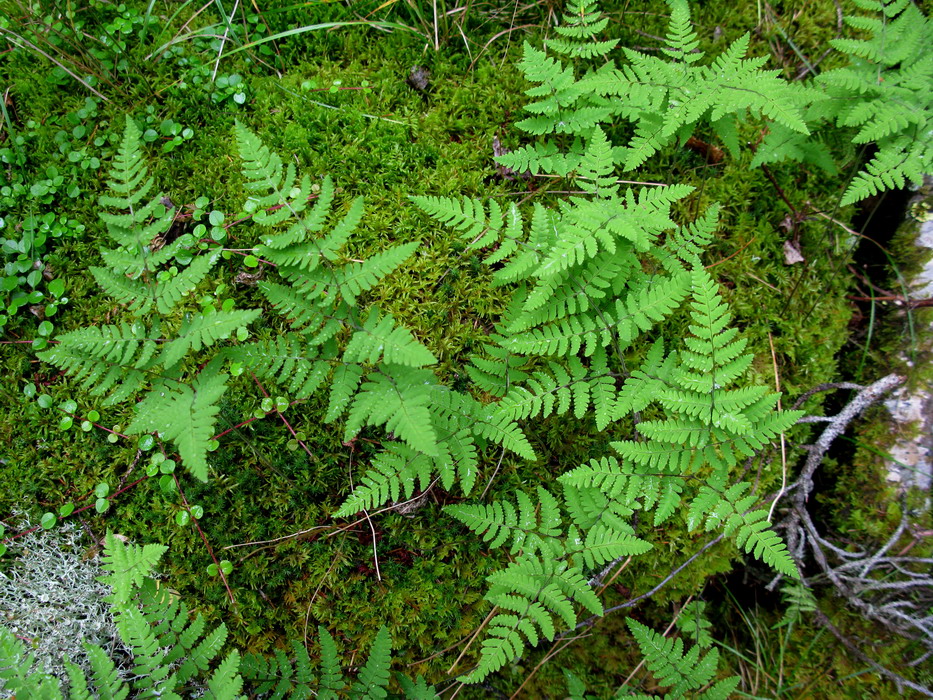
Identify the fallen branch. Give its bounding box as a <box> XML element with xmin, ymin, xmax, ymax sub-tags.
<box><xmin>768</xmin><ymin>374</ymin><xmax>933</xmax><ymax>695</ymax></box>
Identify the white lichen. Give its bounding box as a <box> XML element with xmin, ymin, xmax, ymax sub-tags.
<box><xmin>0</xmin><ymin>515</ymin><xmax>128</xmax><ymax>693</ymax></box>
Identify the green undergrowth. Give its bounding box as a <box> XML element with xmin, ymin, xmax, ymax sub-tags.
<box><xmin>0</xmin><ymin>0</ymin><xmax>912</xmax><ymax>694</ymax></box>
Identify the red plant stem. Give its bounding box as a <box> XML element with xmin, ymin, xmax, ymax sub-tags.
<box><xmin>1</xmin><ymin>475</ymin><xmax>150</xmax><ymax>545</ymax></box>
<box><xmin>249</xmin><ymin>372</ymin><xmax>316</xmax><ymax>459</ymax></box>
<box><xmin>173</xmin><ymin>473</ymin><xmax>236</xmax><ymax>606</ymax></box>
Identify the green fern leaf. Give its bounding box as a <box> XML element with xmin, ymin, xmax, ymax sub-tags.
<box><xmin>158</xmin><ymin>309</ymin><xmax>260</xmax><ymax>368</ymax></box>
<box><xmin>626</xmin><ymin>617</ymin><xmax>719</xmax><ymax>698</ymax></box>
<box><xmin>318</xmin><ymin>628</ymin><xmax>347</xmax><ymax>697</ymax></box>
<box><xmin>343</xmin><ymin>308</ymin><xmax>437</xmax><ymax>367</ymax></box>
<box><xmin>228</xmin><ymin>334</ymin><xmax>332</xmax><ymax>399</ymax></box>
<box><xmin>343</xmin><ymin>366</ymin><xmax>440</xmax><ymax>456</ymax></box>
<box><xmin>153</xmin><ymin>250</ymin><xmax>221</xmax><ymax>314</ymax></box>
<box><xmin>126</xmin><ymin>368</ymin><xmax>229</xmax><ymax>481</ymax></box>
<box><xmin>349</xmin><ymin>626</ymin><xmax>392</xmax><ymax>700</ymax></box>
<box><xmin>83</xmin><ymin>644</ymin><xmax>130</xmax><ymax>700</ymax></box>
<box><xmin>116</xmin><ymin>606</ymin><xmax>179</xmax><ymax>697</ymax></box>
<box><xmin>445</xmin><ymin>487</ymin><xmax>563</xmax><ymax>556</ymax></box>
<box><xmin>98</xmin><ymin>532</ymin><xmax>167</xmax><ymax>605</ymax></box>
<box><xmin>204</xmin><ymin>651</ymin><xmax>245</xmax><ymax>700</ymax></box>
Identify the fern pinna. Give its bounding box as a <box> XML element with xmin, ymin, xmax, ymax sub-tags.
<box><xmin>38</xmin><ymin>117</ymin><xmax>258</xmax><ymax>482</ymax></box>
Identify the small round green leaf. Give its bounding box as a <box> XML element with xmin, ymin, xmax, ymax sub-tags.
<box><xmin>138</xmin><ymin>435</ymin><xmax>155</xmax><ymax>451</ymax></box>
<box><xmin>94</xmin><ymin>482</ymin><xmax>109</xmax><ymax>499</ymax></box>
<box><xmin>40</xmin><ymin>512</ymin><xmax>56</xmax><ymax>529</ymax></box>
<box><xmin>260</xmin><ymin>397</ymin><xmax>274</xmax><ymax>413</ymax></box>
<box><xmin>37</xmin><ymin>394</ymin><xmax>53</xmax><ymax>409</ymax></box>
<box><xmin>58</xmin><ymin>503</ymin><xmax>75</xmax><ymax>517</ymax></box>
<box><xmin>175</xmin><ymin>511</ymin><xmax>190</xmax><ymax>527</ymax></box>
<box><xmin>58</xmin><ymin>416</ymin><xmax>73</xmax><ymax>430</ymax></box>
<box><xmin>95</xmin><ymin>498</ymin><xmax>110</xmax><ymax>514</ymax></box>
<box><xmin>243</xmin><ymin>255</ymin><xmax>258</xmax><ymax>268</ymax></box>
<box><xmin>190</xmin><ymin>505</ymin><xmax>204</xmax><ymax>519</ymax></box>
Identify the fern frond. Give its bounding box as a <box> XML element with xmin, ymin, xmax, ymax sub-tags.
<box><xmin>332</xmin><ymin>443</ymin><xmax>433</xmax><ymax>516</ymax></box>
<box><xmin>153</xmin><ymin>250</ymin><xmax>221</xmax><ymax>314</ymax></box>
<box><xmin>115</xmin><ymin>606</ymin><xmax>179</xmax><ymax>697</ymax></box>
<box><xmin>37</xmin><ymin>322</ymin><xmax>157</xmax><ymax>403</ymax></box>
<box><xmin>409</xmin><ymin>195</ymin><xmax>503</xmax><ymax>247</ymax></box>
<box><xmin>465</xmin><ymin>341</ymin><xmax>530</xmax><ymax>397</ymax></box>
<box><xmin>98</xmin><ymin>532</ymin><xmax>167</xmax><ymax>606</ymax></box>
<box><xmin>234</xmin><ymin>121</ymin><xmax>306</xmax><ymax>222</ymax></box>
<box><xmin>840</xmin><ymin>139</ymin><xmax>930</xmax><ymax>205</ymax></box>
<box><xmin>546</xmin><ymin>0</ymin><xmax>618</xmax><ymax>59</ymax></box>
<box><xmin>325</xmin><ymin>363</ymin><xmax>364</xmax><ymax>422</ymax></box>
<box><xmin>204</xmin><ymin>651</ymin><xmax>245</xmax><ymax>700</ymax></box>
<box><xmin>240</xmin><ymin>641</ymin><xmax>316</xmax><ymax>699</ymax></box>
<box><xmin>462</xmin><ymin>555</ymin><xmax>602</xmax><ymax>683</ymax></box>
<box><xmin>88</xmin><ymin>265</ymin><xmax>153</xmax><ymax>315</ymax></box>
<box><xmin>83</xmin><ymin>644</ymin><xmax>130</xmax><ymax>700</ymax></box>
<box><xmin>330</xmin><ymin>242</ymin><xmax>419</xmax><ymax>306</ymax></box>
<box><xmin>625</xmin><ymin>618</ymin><xmax>719</xmax><ymax>698</ymax></box>
<box><xmin>343</xmin><ymin>366</ymin><xmax>440</xmax><ymax>456</ymax></box>
<box><xmin>0</xmin><ymin>627</ymin><xmax>63</xmax><ymax>698</ymax></box>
